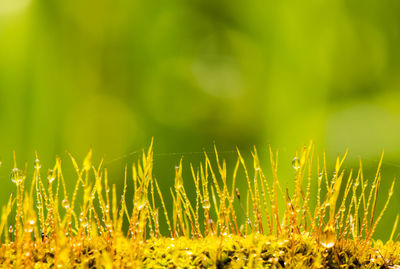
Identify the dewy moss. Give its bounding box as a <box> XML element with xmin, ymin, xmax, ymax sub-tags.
<box><xmin>0</xmin><ymin>142</ymin><xmax>399</xmax><ymax>268</ymax></box>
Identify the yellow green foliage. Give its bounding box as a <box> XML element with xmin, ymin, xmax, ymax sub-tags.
<box><xmin>0</xmin><ymin>141</ymin><xmax>399</xmax><ymax>268</ymax></box>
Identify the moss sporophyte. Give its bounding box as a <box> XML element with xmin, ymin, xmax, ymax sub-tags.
<box><xmin>0</xmin><ymin>142</ymin><xmax>399</xmax><ymax>268</ymax></box>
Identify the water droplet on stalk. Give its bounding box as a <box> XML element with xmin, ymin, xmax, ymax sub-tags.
<box><xmin>10</xmin><ymin>167</ymin><xmax>23</xmax><ymax>185</ymax></box>
<box><xmin>292</xmin><ymin>157</ymin><xmax>300</xmax><ymax>170</ymax></box>
<box><xmin>136</xmin><ymin>198</ymin><xmax>147</xmax><ymax>210</ymax></box>
<box><xmin>62</xmin><ymin>199</ymin><xmax>70</xmax><ymax>209</ymax></box>
<box><xmin>321</xmin><ymin>226</ymin><xmax>336</xmax><ymax>248</ymax></box>
<box><xmin>202</xmin><ymin>199</ymin><xmax>211</xmax><ymax>209</ymax></box>
<box><xmin>26</xmin><ymin>219</ymin><xmax>35</xmax><ymax>233</ymax></box>
<box><xmin>48</xmin><ymin>169</ymin><xmax>55</xmax><ymax>183</ymax></box>
<box><xmin>34</xmin><ymin>159</ymin><xmax>41</xmax><ymax>169</ymax></box>
<box><xmin>175</xmin><ymin>180</ymin><xmax>183</xmax><ymax>190</ymax></box>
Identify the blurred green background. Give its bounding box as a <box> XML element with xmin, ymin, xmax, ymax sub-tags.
<box><xmin>1</xmin><ymin>0</ymin><xmax>400</xmax><ymax>240</ymax></box>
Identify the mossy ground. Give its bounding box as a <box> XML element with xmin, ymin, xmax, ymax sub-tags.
<box><xmin>0</xmin><ymin>141</ymin><xmax>399</xmax><ymax>268</ymax></box>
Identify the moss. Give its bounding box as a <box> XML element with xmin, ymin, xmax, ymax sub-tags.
<box><xmin>0</xmin><ymin>141</ymin><xmax>399</xmax><ymax>268</ymax></box>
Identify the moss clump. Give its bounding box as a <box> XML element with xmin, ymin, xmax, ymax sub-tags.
<box><xmin>0</xmin><ymin>142</ymin><xmax>399</xmax><ymax>268</ymax></box>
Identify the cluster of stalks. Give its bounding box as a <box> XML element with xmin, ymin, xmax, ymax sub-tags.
<box><xmin>0</xmin><ymin>141</ymin><xmax>399</xmax><ymax>268</ymax></box>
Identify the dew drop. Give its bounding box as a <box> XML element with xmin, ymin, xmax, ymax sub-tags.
<box><xmin>202</xmin><ymin>199</ymin><xmax>211</xmax><ymax>209</ymax></box>
<box><xmin>136</xmin><ymin>198</ymin><xmax>147</xmax><ymax>210</ymax></box>
<box><xmin>10</xmin><ymin>167</ymin><xmax>23</xmax><ymax>185</ymax></box>
<box><xmin>292</xmin><ymin>157</ymin><xmax>300</xmax><ymax>170</ymax></box>
<box><xmin>26</xmin><ymin>219</ymin><xmax>35</xmax><ymax>233</ymax></box>
<box><xmin>62</xmin><ymin>199</ymin><xmax>70</xmax><ymax>209</ymax></box>
<box><xmin>9</xmin><ymin>225</ymin><xmax>13</xmax><ymax>234</ymax></box>
<box><xmin>80</xmin><ymin>216</ymin><xmax>88</xmax><ymax>228</ymax></box>
<box><xmin>47</xmin><ymin>169</ymin><xmax>55</xmax><ymax>183</ymax></box>
<box><xmin>34</xmin><ymin>158</ymin><xmax>41</xmax><ymax>169</ymax></box>
<box><xmin>175</xmin><ymin>180</ymin><xmax>183</xmax><ymax>190</ymax></box>
<box><xmin>321</xmin><ymin>226</ymin><xmax>336</xmax><ymax>248</ymax></box>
